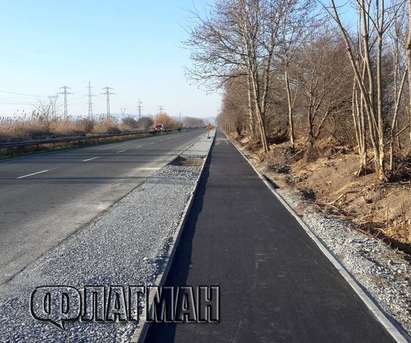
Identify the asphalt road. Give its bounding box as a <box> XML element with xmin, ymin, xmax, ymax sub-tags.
<box><xmin>0</xmin><ymin>129</ymin><xmax>204</xmax><ymax>285</ymax></box>
<box><xmin>145</xmin><ymin>132</ymin><xmax>396</xmax><ymax>343</ymax></box>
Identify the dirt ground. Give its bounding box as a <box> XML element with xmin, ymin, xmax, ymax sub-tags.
<box><xmin>237</xmin><ymin>135</ymin><xmax>411</xmax><ymax>247</ymax></box>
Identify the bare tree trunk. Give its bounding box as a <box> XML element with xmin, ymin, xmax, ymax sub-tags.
<box><xmin>284</xmin><ymin>68</ymin><xmax>295</xmax><ymax>148</ymax></box>
<box><xmin>376</xmin><ymin>1</ymin><xmax>386</xmax><ymax>180</ymax></box>
<box><xmin>352</xmin><ymin>77</ymin><xmax>367</xmax><ymax>175</ymax></box>
<box><xmin>330</xmin><ymin>0</ymin><xmax>387</xmax><ymax>181</ymax></box>
<box><xmin>246</xmin><ymin>73</ymin><xmax>256</xmax><ymax>140</ymax></box>
<box><xmin>389</xmin><ymin>71</ymin><xmax>408</xmax><ymax>170</ymax></box>
<box><xmin>407</xmin><ymin>0</ymin><xmax>411</xmax><ymax>141</ymax></box>
<box><xmin>237</xmin><ymin>1</ymin><xmax>271</xmax><ymax>153</ymax></box>
<box><xmin>306</xmin><ymin>110</ymin><xmax>316</xmax><ymax>160</ymax></box>
<box><xmin>250</xmin><ymin>69</ymin><xmax>270</xmax><ymax>152</ymax></box>
<box><xmin>353</xmin><ymin>10</ymin><xmax>368</xmax><ymax>176</ymax></box>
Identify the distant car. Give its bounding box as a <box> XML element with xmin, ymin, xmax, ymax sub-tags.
<box><xmin>154</xmin><ymin>124</ymin><xmax>165</xmax><ymax>132</ymax></box>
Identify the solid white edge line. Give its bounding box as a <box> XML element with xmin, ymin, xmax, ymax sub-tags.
<box><xmin>130</xmin><ymin>132</ymin><xmax>216</xmax><ymax>343</ymax></box>
<box><xmin>17</xmin><ymin>169</ymin><xmax>49</xmax><ymax>179</ymax></box>
<box><xmin>82</xmin><ymin>156</ymin><xmax>99</xmax><ymax>162</ymax></box>
<box><xmin>229</xmin><ymin>135</ymin><xmax>409</xmax><ymax>343</ymax></box>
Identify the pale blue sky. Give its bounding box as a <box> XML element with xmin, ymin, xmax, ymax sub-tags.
<box><xmin>0</xmin><ymin>0</ymin><xmax>221</xmax><ymax>119</ymax></box>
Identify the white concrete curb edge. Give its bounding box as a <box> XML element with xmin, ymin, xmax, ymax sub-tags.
<box><xmin>130</xmin><ymin>131</ymin><xmax>216</xmax><ymax>343</ymax></box>
<box><xmin>229</xmin><ymin>136</ymin><xmax>409</xmax><ymax>343</ymax></box>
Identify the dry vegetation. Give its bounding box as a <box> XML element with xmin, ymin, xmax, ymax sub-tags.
<box><xmin>0</xmin><ymin>110</ymin><xmax>204</xmax><ymax>142</ymax></box>
<box><xmin>0</xmin><ymin>115</ymin><xmax>150</xmax><ymax>141</ymax></box>
<box><xmin>239</xmin><ymin>136</ymin><xmax>411</xmax><ymax>247</ymax></box>
<box><xmin>187</xmin><ymin>0</ymin><xmax>411</xmax><ymax>247</ymax></box>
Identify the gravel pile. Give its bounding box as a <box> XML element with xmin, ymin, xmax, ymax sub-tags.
<box><xmin>0</xmin><ymin>132</ymin><xmax>214</xmax><ymax>342</ymax></box>
<box><xmin>276</xmin><ymin>186</ymin><xmax>411</xmax><ymax>336</ymax></box>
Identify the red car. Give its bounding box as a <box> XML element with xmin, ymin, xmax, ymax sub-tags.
<box><xmin>154</xmin><ymin>124</ymin><xmax>164</xmax><ymax>132</ymax></box>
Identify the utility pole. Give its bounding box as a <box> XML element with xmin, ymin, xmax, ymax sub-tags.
<box><xmin>102</xmin><ymin>87</ymin><xmax>114</xmax><ymax>119</ymax></box>
<box><xmin>138</xmin><ymin>100</ymin><xmax>143</xmax><ymax>120</ymax></box>
<box><xmin>48</xmin><ymin>95</ymin><xmax>58</xmax><ymax>119</ymax></box>
<box><xmin>59</xmin><ymin>86</ymin><xmax>72</xmax><ymax>117</ymax></box>
<box><xmin>87</xmin><ymin>81</ymin><xmax>96</xmax><ymax>120</ymax></box>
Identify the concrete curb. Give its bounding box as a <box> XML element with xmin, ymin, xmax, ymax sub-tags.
<box><xmin>130</xmin><ymin>132</ymin><xmax>216</xmax><ymax>343</ymax></box>
<box><xmin>229</xmin><ymin>136</ymin><xmax>410</xmax><ymax>343</ymax></box>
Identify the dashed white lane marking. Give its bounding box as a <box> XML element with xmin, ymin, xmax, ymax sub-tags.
<box><xmin>82</xmin><ymin>156</ymin><xmax>99</xmax><ymax>162</ymax></box>
<box><xmin>118</xmin><ymin>149</ymin><xmax>128</xmax><ymax>153</ymax></box>
<box><xmin>17</xmin><ymin>169</ymin><xmax>50</xmax><ymax>179</ymax></box>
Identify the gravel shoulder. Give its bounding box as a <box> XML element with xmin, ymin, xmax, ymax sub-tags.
<box><xmin>234</xmin><ymin>142</ymin><xmax>411</xmax><ymax>338</ymax></box>
<box><xmin>0</xmin><ymin>131</ymin><xmax>215</xmax><ymax>342</ymax></box>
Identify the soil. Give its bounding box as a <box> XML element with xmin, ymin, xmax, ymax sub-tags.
<box><xmin>236</xmin><ymin>135</ymin><xmax>411</xmax><ymax>247</ymax></box>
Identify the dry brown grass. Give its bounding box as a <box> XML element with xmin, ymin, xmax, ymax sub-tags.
<box><xmin>49</xmin><ymin>118</ymin><xmax>94</xmax><ymax>136</ymax></box>
<box><xmin>0</xmin><ymin>119</ymin><xmax>49</xmax><ymax>139</ymax></box>
<box><xmin>0</xmin><ymin>116</ymin><xmax>125</xmax><ymax>140</ymax></box>
<box><xmin>92</xmin><ymin>118</ymin><xmax>121</xmax><ymax>134</ymax></box>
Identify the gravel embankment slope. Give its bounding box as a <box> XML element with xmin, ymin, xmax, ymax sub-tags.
<box><xmin>0</xmin><ymin>132</ymin><xmax>214</xmax><ymax>342</ymax></box>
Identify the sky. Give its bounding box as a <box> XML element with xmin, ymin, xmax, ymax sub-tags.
<box><xmin>0</xmin><ymin>0</ymin><xmax>221</xmax><ymax>119</ymax></box>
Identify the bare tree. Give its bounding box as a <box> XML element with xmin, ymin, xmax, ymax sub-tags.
<box><xmin>187</xmin><ymin>0</ymin><xmax>288</xmax><ymax>152</ymax></box>
<box><xmin>185</xmin><ymin>1</ymin><xmax>249</xmax><ymax>122</ymax></box>
<box><xmin>295</xmin><ymin>34</ymin><xmax>352</xmax><ymax>159</ymax></box>
<box><xmin>277</xmin><ymin>0</ymin><xmax>317</xmax><ymax>148</ymax></box>
<box><xmin>389</xmin><ymin>6</ymin><xmax>408</xmax><ymax>170</ymax></box>
<box><xmin>136</xmin><ymin>116</ymin><xmax>154</xmax><ymax>130</ymax></box>
<box><xmin>183</xmin><ymin>116</ymin><xmax>206</xmax><ymax>128</ymax></box>
<box><xmin>407</xmin><ymin>0</ymin><xmax>411</xmax><ymax>140</ymax></box>
<box><xmin>328</xmin><ymin>0</ymin><xmax>404</xmax><ymax>181</ymax></box>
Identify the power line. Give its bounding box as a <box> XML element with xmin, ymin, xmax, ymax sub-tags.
<box><xmin>48</xmin><ymin>95</ymin><xmax>58</xmax><ymax>119</ymax></box>
<box><xmin>138</xmin><ymin>99</ymin><xmax>143</xmax><ymax>120</ymax></box>
<box><xmin>101</xmin><ymin>87</ymin><xmax>114</xmax><ymax>119</ymax></box>
<box><xmin>59</xmin><ymin>86</ymin><xmax>72</xmax><ymax>117</ymax></box>
<box><xmin>0</xmin><ymin>90</ymin><xmax>44</xmax><ymax>98</ymax></box>
<box><xmin>87</xmin><ymin>81</ymin><xmax>96</xmax><ymax>120</ymax></box>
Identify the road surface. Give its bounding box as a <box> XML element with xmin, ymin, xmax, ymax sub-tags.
<box><xmin>0</xmin><ymin>129</ymin><xmax>204</xmax><ymax>285</ymax></box>
<box><xmin>145</xmin><ymin>132</ymin><xmax>397</xmax><ymax>343</ymax></box>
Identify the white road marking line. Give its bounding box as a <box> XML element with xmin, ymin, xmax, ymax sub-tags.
<box><xmin>138</xmin><ymin>167</ymin><xmax>161</xmax><ymax>171</ymax></box>
<box><xmin>17</xmin><ymin>169</ymin><xmax>49</xmax><ymax>179</ymax></box>
<box><xmin>82</xmin><ymin>156</ymin><xmax>99</xmax><ymax>162</ymax></box>
<box><xmin>118</xmin><ymin>149</ymin><xmax>128</xmax><ymax>153</ymax></box>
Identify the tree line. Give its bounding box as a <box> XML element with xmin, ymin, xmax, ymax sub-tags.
<box><xmin>187</xmin><ymin>0</ymin><xmax>411</xmax><ymax>182</ymax></box>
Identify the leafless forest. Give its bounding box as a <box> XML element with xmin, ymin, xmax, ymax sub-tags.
<box><xmin>187</xmin><ymin>0</ymin><xmax>411</xmax><ymax>245</ymax></box>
